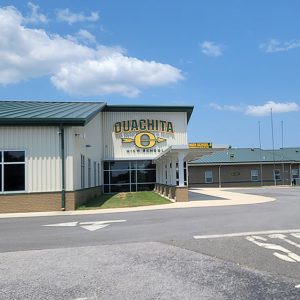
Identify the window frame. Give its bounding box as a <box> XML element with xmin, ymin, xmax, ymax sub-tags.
<box><xmin>81</xmin><ymin>155</ymin><xmax>85</xmax><ymax>189</ymax></box>
<box><xmin>251</xmin><ymin>169</ymin><xmax>259</xmax><ymax>182</ymax></box>
<box><xmin>103</xmin><ymin>160</ymin><xmax>156</xmax><ymax>193</ymax></box>
<box><xmin>291</xmin><ymin>168</ymin><xmax>299</xmax><ymax>179</ymax></box>
<box><xmin>205</xmin><ymin>170</ymin><xmax>213</xmax><ymax>184</ymax></box>
<box><xmin>0</xmin><ymin>149</ymin><xmax>26</xmax><ymax>193</ymax></box>
<box><xmin>273</xmin><ymin>169</ymin><xmax>281</xmax><ymax>180</ymax></box>
<box><xmin>88</xmin><ymin>158</ymin><xmax>91</xmax><ymax>188</ymax></box>
<box><xmin>93</xmin><ymin>161</ymin><xmax>97</xmax><ymax>187</ymax></box>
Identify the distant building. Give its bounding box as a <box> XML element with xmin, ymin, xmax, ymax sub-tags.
<box><xmin>189</xmin><ymin>148</ymin><xmax>300</xmax><ymax>187</ymax></box>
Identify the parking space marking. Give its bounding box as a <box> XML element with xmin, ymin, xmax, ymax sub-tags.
<box><xmin>193</xmin><ymin>229</ymin><xmax>300</xmax><ymax>264</ymax></box>
<box><xmin>269</xmin><ymin>234</ymin><xmax>300</xmax><ymax>249</ymax></box>
<box><xmin>246</xmin><ymin>235</ymin><xmax>300</xmax><ymax>263</ymax></box>
<box><xmin>193</xmin><ymin>229</ymin><xmax>300</xmax><ymax>239</ymax></box>
<box><xmin>291</xmin><ymin>233</ymin><xmax>300</xmax><ymax>239</ymax></box>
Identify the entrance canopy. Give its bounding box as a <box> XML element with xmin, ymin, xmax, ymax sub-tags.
<box><xmin>154</xmin><ymin>145</ymin><xmax>227</xmax><ymax>187</ymax></box>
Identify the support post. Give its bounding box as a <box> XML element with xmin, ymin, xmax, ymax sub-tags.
<box><xmin>178</xmin><ymin>152</ymin><xmax>185</xmax><ymax>187</ymax></box>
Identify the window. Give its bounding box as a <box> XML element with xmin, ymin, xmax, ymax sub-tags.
<box><xmin>103</xmin><ymin>160</ymin><xmax>156</xmax><ymax>193</ymax></box>
<box><xmin>88</xmin><ymin>159</ymin><xmax>91</xmax><ymax>187</ymax></box>
<box><xmin>97</xmin><ymin>163</ymin><xmax>100</xmax><ymax>186</ymax></box>
<box><xmin>175</xmin><ymin>162</ymin><xmax>188</xmax><ymax>186</ymax></box>
<box><xmin>292</xmin><ymin>168</ymin><xmax>299</xmax><ymax>179</ymax></box>
<box><xmin>273</xmin><ymin>169</ymin><xmax>281</xmax><ymax>180</ymax></box>
<box><xmin>205</xmin><ymin>171</ymin><xmax>213</xmax><ymax>183</ymax></box>
<box><xmin>81</xmin><ymin>155</ymin><xmax>85</xmax><ymax>188</ymax></box>
<box><xmin>94</xmin><ymin>161</ymin><xmax>97</xmax><ymax>187</ymax></box>
<box><xmin>0</xmin><ymin>150</ymin><xmax>25</xmax><ymax>192</ymax></box>
<box><xmin>251</xmin><ymin>170</ymin><xmax>259</xmax><ymax>181</ymax></box>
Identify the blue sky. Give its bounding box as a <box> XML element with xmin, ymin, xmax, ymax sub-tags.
<box><xmin>1</xmin><ymin>1</ymin><xmax>300</xmax><ymax>149</ymax></box>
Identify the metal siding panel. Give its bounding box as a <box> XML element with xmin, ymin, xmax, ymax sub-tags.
<box><xmin>0</xmin><ymin>126</ymin><xmax>61</xmax><ymax>193</ymax></box>
<box><xmin>72</xmin><ymin>113</ymin><xmax>103</xmax><ymax>190</ymax></box>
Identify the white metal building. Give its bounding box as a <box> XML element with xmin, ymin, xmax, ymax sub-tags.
<box><xmin>0</xmin><ymin>101</ymin><xmax>193</xmax><ymax>212</ymax></box>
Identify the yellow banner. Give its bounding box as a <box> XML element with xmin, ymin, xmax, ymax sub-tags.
<box><xmin>189</xmin><ymin>142</ymin><xmax>212</xmax><ymax>149</ymax></box>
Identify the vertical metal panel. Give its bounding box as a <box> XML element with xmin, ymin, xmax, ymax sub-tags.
<box><xmin>102</xmin><ymin>111</ymin><xmax>188</xmax><ymax>160</ymax></box>
<box><xmin>0</xmin><ymin>126</ymin><xmax>61</xmax><ymax>193</ymax></box>
<box><xmin>71</xmin><ymin>113</ymin><xmax>103</xmax><ymax>190</ymax></box>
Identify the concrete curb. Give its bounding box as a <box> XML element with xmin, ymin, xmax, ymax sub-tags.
<box><xmin>0</xmin><ymin>188</ymin><xmax>275</xmax><ymax>219</ymax></box>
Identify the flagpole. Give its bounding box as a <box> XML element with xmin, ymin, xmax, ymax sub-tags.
<box><xmin>258</xmin><ymin>121</ymin><xmax>263</xmax><ymax>186</ymax></box>
<box><xmin>271</xmin><ymin>108</ymin><xmax>276</xmax><ymax>185</ymax></box>
<box><xmin>281</xmin><ymin>120</ymin><xmax>284</xmax><ymax>185</ymax></box>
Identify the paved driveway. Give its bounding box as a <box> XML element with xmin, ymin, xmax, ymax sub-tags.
<box><xmin>0</xmin><ymin>187</ymin><xmax>300</xmax><ymax>299</ymax></box>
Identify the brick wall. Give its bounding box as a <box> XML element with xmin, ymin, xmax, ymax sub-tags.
<box><xmin>0</xmin><ymin>186</ymin><xmax>103</xmax><ymax>213</ymax></box>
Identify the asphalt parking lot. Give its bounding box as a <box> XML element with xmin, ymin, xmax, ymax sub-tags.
<box><xmin>0</xmin><ymin>186</ymin><xmax>300</xmax><ymax>299</ymax></box>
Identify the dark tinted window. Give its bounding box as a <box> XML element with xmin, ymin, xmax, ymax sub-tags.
<box><xmin>103</xmin><ymin>161</ymin><xmax>110</xmax><ymax>170</ymax></box>
<box><xmin>131</xmin><ymin>170</ymin><xmax>136</xmax><ymax>183</ymax></box>
<box><xmin>104</xmin><ymin>185</ymin><xmax>110</xmax><ymax>193</ymax></box>
<box><xmin>110</xmin><ymin>161</ymin><xmax>130</xmax><ymax>170</ymax></box>
<box><xmin>110</xmin><ymin>184</ymin><xmax>130</xmax><ymax>192</ymax></box>
<box><xmin>137</xmin><ymin>170</ymin><xmax>156</xmax><ymax>183</ymax></box>
<box><xmin>137</xmin><ymin>160</ymin><xmax>155</xmax><ymax>169</ymax></box>
<box><xmin>130</xmin><ymin>184</ymin><xmax>137</xmax><ymax>192</ymax></box>
<box><xmin>104</xmin><ymin>171</ymin><xmax>109</xmax><ymax>184</ymax></box>
<box><xmin>4</xmin><ymin>151</ymin><xmax>25</xmax><ymax>162</ymax></box>
<box><xmin>4</xmin><ymin>164</ymin><xmax>25</xmax><ymax>191</ymax></box>
<box><xmin>137</xmin><ymin>184</ymin><xmax>154</xmax><ymax>191</ymax></box>
<box><xmin>110</xmin><ymin>170</ymin><xmax>130</xmax><ymax>184</ymax></box>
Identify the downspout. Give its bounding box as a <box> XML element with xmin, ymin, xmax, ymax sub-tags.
<box><xmin>59</xmin><ymin>124</ymin><xmax>66</xmax><ymax>211</ymax></box>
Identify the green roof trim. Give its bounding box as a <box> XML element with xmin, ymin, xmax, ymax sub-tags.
<box><xmin>189</xmin><ymin>148</ymin><xmax>300</xmax><ymax>165</ymax></box>
<box><xmin>104</xmin><ymin>105</ymin><xmax>194</xmax><ymax>123</ymax></box>
<box><xmin>0</xmin><ymin>101</ymin><xmax>194</xmax><ymax>126</ymax></box>
<box><xmin>0</xmin><ymin>101</ymin><xmax>106</xmax><ymax>126</ymax></box>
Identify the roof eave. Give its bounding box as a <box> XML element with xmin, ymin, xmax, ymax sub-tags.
<box><xmin>103</xmin><ymin>105</ymin><xmax>194</xmax><ymax>123</ymax></box>
<box><xmin>0</xmin><ymin>119</ymin><xmax>86</xmax><ymax>126</ymax></box>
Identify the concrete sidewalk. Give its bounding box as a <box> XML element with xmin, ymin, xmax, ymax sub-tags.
<box><xmin>0</xmin><ymin>188</ymin><xmax>275</xmax><ymax>219</ymax></box>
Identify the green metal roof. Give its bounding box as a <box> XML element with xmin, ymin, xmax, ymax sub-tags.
<box><xmin>104</xmin><ymin>105</ymin><xmax>194</xmax><ymax>123</ymax></box>
<box><xmin>0</xmin><ymin>101</ymin><xmax>106</xmax><ymax>126</ymax></box>
<box><xmin>189</xmin><ymin>148</ymin><xmax>300</xmax><ymax>165</ymax></box>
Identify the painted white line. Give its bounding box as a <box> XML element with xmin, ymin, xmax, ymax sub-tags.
<box><xmin>269</xmin><ymin>234</ymin><xmax>300</xmax><ymax>249</ymax></box>
<box><xmin>246</xmin><ymin>235</ymin><xmax>300</xmax><ymax>262</ymax></box>
<box><xmin>193</xmin><ymin>229</ymin><xmax>300</xmax><ymax>240</ymax></box>
<box><xmin>43</xmin><ymin>221</ymin><xmax>78</xmax><ymax>227</ymax></box>
<box><xmin>79</xmin><ymin>220</ymin><xmax>126</xmax><ymax>225</ymax></box>
<box><xmin>43</xmin><ymin>220</ymin><xmax>127</xmax><ymax>232</ymax></box>
<box><xmin>291</xmin><ymin>233</ymin><xmax>300</xmax><ymax>239</ymax></box>
<box><xmin>295</xmin><ymin>284</ymin><xmax>300</xmax><ymax>288</ymax></box>
<box><xmin>80</xmin><ymin>224</ymin><xmax>109</xmax><ymax>232</ymax></box>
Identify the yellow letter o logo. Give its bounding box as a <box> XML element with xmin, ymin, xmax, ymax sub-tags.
<box><xmin>134</xmin><ymin>132</ymin><xmax>156</xmax><ymax>148</ymax></box>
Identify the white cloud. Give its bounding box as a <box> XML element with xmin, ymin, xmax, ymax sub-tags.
<box><xmin>24</xmin><ymin>2</ymin><xmax>48</xmax><ymax>24</ymax></box>
<box><xmin>210</xmin><ymin>101</ymin><xmax>300</xmax><ymax>117</ymax></box>
<box><xmin>77</xmin><ymin>29</ymin><xmax>96</xmax><ymax>44</ymax></box>
<box><xmin>52</xmin><ymin>55</ymin><xmax>182</xmax><ymax>97</ymax></box>
<box><xmin>259</xmin><ymin>39</ymin><xmax>300</xmax><ymax>53</ymax></box>
<box><xmin>209</xmin><ymin>103</ymin><xmax>243</xmax><ymax>112</ymax></box>
<box><xmin>246</xmin><ymin>101</ymin><xmax>300</xmax><ymax>116</ymax></box>
<box><xmin>56</xmin><ymin>8</ymin><xmax>99</xmax><ymax>25</ymax></box>
<box><xmin>0</xmin><ymin>6</ymin><xmax>183</xmax><ymax>97</ymax></box>
<box><xmin>67</xmin><ymin>29</ymin><xmax>97</xmax><ymax>45</ymax></box>
<box><xmin>201</xmin><ymin>41</ymin><xmax>223</xmax><ymax>57</ymax></box>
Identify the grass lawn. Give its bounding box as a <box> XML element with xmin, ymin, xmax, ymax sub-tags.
<box><xmin>77</xmin><ymin>191</ymin><xmax>171</xmax><ymax>210</ymax></box>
